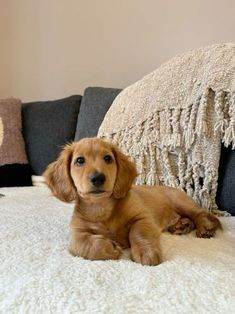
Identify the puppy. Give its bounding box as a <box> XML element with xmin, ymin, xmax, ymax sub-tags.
<box><xmin>44</xmin><ymin>138</ymin><xmax>221</xmax><ymax>266</ymax></box>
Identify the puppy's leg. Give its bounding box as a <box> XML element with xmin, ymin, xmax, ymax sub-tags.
<box><xmin>166</xmin><ymin>188</ymin><xmax>221</xmax><ymax>238</ymax></box>
<box><xmin>69</xmin><ymin>230</ymin><xmax>122</xmax><ymax>261</ymax></box>
<box><xmin>129</xmin><ymin>220</ymin><xmax>162</xmax><ymax>266</ymax></box>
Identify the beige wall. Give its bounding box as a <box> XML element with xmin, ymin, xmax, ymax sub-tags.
<box><xmin>0</xmin><ymin>0</ymin><xmax>235</xmax><ymax>102</ymax></box>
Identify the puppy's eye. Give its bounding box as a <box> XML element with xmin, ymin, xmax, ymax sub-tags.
<box><xmin>76</xmin><ymin>157</ymin><xmax>85</xmax><ymax>166</ymax></box>
<box><xmin>104</xmin><ymin>155</ymin><xmax>112</xmax><ymax>164</ymax></box>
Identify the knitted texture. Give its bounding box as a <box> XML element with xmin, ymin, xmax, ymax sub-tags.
<box><xmin>0</xmin><ymin>98</ymin><xmax>28</xmax><ymax>165</ymax></box>
<box><xmin>98</xmin><ymin>43</ymin><xmax>235</xmax><ymax>212</ymax></box>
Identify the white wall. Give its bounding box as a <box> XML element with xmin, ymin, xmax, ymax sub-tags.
<box><xmin>0</xmin><ymin>0</ymin><xmax>235</xmax><ymax>102</ymax></box>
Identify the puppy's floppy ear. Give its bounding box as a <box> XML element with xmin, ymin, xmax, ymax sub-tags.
<box><xmin>112</xmin><ymin>144</ymin><xmax>137</xmax><ymax>199</ymax></box>
<box><xmin>43</xmin><ymin>144</ymin><xmax>77</xmax><ymax>202</ymax></box>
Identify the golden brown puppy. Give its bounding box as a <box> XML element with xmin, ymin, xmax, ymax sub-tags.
<box><xmin>44</xmin><ymin>138</ymin><xmax>221</xmax><ymax>266</ymax></box>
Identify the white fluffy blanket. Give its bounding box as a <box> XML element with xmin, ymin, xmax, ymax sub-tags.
<box><xmin>0</xmin><ymin>187</ymin><xmax>235</xmax><ymax>313</ymax></box>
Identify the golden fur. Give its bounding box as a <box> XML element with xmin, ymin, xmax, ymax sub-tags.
<box><xmin>44</xmin><ymin>138</ymin><xmax>221</xmax><ymax>266</ymax></box>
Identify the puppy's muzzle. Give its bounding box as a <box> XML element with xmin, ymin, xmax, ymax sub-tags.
<box><xmin>90</xmin><ymin>173</ymin><xmax>106</xmax><ymax>188</ymax></box>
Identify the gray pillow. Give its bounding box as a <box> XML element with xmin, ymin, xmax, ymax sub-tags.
<box><xmin>74</xmin><ymin>87</ymin><xmax>121</xmax><ymax>140</ymax></box>
<box><xmin>22</xmin><ymin>95</ymin><xmax>82</xmax><ymax>175</ymax></box>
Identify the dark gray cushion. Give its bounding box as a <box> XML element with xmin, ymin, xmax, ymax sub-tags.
<box><xmin>216</xmin><ymin>145</ymin><xmax>235</xmax><ymax>215</ymax></box>
<box><xmin>74</xmin><ymin>87</ymin><xmax>121</xmax><ymax>140</ymax></box>
<box><xmin>22</xmin><ymin>95</ymin><xmax>82</xmax><ymax>175</ymax></box>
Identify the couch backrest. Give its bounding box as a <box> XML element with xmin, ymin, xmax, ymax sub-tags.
<box><xmin>21</xmin><ymin>87</ymin><xmax>234</xmax><ymax>215</ymax></box>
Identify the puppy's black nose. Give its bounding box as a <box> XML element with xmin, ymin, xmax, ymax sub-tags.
<box><xmin>90</xmin><ymin>173</ymin><xmax>106</xmax><ymax>187</ymax></box>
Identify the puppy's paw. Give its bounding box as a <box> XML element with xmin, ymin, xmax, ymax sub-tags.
<box><xmin>195</xmin><ymin>212</ymin><xmax>222</xmax><ymax>238</ymax></box>
<box><xmin>131</xmin><ymin>245</ymin><xmax>162</xmax><ymax>266</ymax></box>
<box><xmin>69</xmin><ymin>235</ymin><xmax>123</xmax><ymax>261</ymax></box>
<box><xmin>168</xmin><ymin>217</ymin><xmax>195</xmax><ymax>235</ymax></box>
<box><xmin>92</xmin><ymin>235</ymin><xmax>123</xmax><ymax>260</ymax></box>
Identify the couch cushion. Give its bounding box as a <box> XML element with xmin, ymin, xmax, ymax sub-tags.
<box><xmin>216</xmin><ymin>145</ymin><xmax>235</xmax><ymax>215</ymax></box>
<box><xmin>22</xmin><ymin>95</ymin><xmax>82</xmax><ymax>175</ymax></box>
<box><xmin>0</xmin><ymin>98</ymin><xmax>32</xmax><ymax>187</ymax></box>
<box><xmin>74</xmin><ymin>87</ymin><xmax>121</xmax><ymax>140</ymax></box>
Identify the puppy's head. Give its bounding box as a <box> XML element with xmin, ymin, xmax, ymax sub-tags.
<box><xmin>43</xmin><ymin>138</ymin><xmax>137</xmax><ymax>203</ymax></box>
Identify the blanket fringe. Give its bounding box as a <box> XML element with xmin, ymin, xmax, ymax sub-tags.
<box><xmin>196</xmin><ymin>88</ymin><xmax>210</xmax><ymax>136</ymax></box>
<box><xmin>223</xmin><ymin>92</ymin><xmax>235</xmax><ymax>148</ymax></box>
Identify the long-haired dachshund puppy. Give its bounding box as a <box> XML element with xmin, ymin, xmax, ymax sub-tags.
<box><xmin>44</xmin><ymin>138</ymin><xmax>221</xmax><ymax>266</ymax></box>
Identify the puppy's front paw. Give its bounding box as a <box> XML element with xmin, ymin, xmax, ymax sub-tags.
<box><xmin>92</xmin><ymin>235</ymin><xmax>123</xmax><ymax>260</ymax></box>
<box><xmin>195</xmin><ymin>212</ymin><xmax>222</xmax><ymax>238</ymax></box>
<box><xmin>69</xmin><ymin>235</ymin><xmax>123</xmax><ymax>261</ymax></box>
<box><xmin>131</xmin><ymin>245</ymin><xmax>162</xmax><ymax>266</ymax></box>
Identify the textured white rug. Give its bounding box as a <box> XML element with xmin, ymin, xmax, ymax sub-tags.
<box><xmin>0</xmin><ymin>187</ymin><xmax>235</xmax><ymax>313</ymax></box>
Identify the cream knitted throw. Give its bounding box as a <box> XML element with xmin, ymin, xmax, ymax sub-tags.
<box><xmin>98</xmin><ymin>43</ymin><xmax>235</xmax><ymax>212</ymax></box>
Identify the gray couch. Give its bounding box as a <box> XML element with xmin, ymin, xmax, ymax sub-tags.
<box><xmin>22</xmin><ymin>87</ymin><xmax>235</xmax><ymax>215</ymax></box>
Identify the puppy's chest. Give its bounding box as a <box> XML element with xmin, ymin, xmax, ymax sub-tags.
<box><xmin>93</xmin><ymin>220</ymin><xmax>130</xmax><ymax>249</ymax></box>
